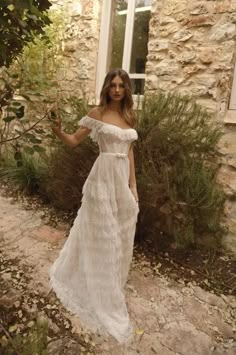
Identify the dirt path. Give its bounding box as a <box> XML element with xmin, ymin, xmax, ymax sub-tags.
<box><xmin>0</xmin><ymin>191</ymin><xmax>235</xmax><ymax>355</ymax></box>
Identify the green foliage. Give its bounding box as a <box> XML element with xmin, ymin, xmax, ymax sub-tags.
<box><xmin>57</xmin><ymin>96</ymin><xmax>90</xmax><ymax>133</ymax></box>
<box><xmin>43</xmin><ymin>142</ymin><xmax>98</xmax><ymax>210</ymax></box>
<box><xmin>135</xmin><ymin>93</ymin><xmax>225</xmax><ymax>248</ymax></box>
<box><xmin>0</xmin><ymin>0</ymin><xmax>51</xmax><ymax>67</ymax></box>
<box><xmin>0</xmin><ymin>8</ymin><xmax>70</xmax><ymax>163</ymax></box>
<box><xmin>0</xmin><ymin>149</ymin><xmax>48</xmax><ymax>194</ymax></box>
<box><xmin>12</xmin><ymin>9</ymin><xmax>69</xmax><ymax>93</ymax></box>
<box><xmin>0</xmin><ymin>79</ymin><xmax>49</xmax><ymax>159</ymax></box>
<box><xmin>1</xmin><ymin>319</ymin><xmax>48</xmax><ymax>355</ymax></box>
<box><xmin>0</xmin><ymin>96</ymin><xmax>91</xmax><ymax>198</ymax></box>
<box><xmin>41</xmin><ymin>96</ymin><xmax>95</xmax><ymax>209</ymax></box>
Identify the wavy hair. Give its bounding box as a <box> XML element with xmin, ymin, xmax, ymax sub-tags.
<box><xmin>99</xmin><ymin>68</ymin><xmax>136</xmax><ymax>127</ymax></box>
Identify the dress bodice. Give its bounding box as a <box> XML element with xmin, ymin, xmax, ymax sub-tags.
<box><xmin>79</xmin><ymin>116</ymin><xmax>138</xmax><ymax>155</ymax></box>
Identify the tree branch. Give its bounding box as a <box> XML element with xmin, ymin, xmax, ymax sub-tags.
<box><xmin>0</xmin><ymin>108</ymin><xmax>52</xmax><ymax>144</ymax></box>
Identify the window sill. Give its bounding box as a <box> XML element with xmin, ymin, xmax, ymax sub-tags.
<box><xmin>224</xmin><ymin>110</ymin><xmax>236</xmax><ymax>124</ymax></box>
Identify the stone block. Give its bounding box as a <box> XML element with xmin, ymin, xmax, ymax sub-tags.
<box><xmin>177</xmin><ymin>51</ymin><xmax>197</xmax><ymax>64</ymax></box>
<box><xmin>199</xmin><ymin>48</ymin><xmax>214</xmax><ymax>64</ymax></box>
<box><xmin>218</xmin><ymin>166</ymin><xmax>236</xmax><ymax>197</ymax></box>
<box><xmin>196</xmin><ymin>98</ymin><xmax>218</xmax><ymax>113</ymax></box>
<box><xmin>188</xmin><ymin>2</ymin><xmax>209</xmax><ymax>16</ymax></box>
<box><xmin>160</xmin><ymin>23</ymin><xmax>180</xmax><ymax>37</ymax></box>
<box><xmin>155</xmin><ymin>59</ymin><xmax>180</xmax><ymax>76</ymax></box>
<box><xmin>213</xmin><ymin>0</ymin><xmax>231</xmax><ymax>14</ymax></box>
<box><xmin>149</xmin><ymin>39</ymin><xmax>169</xmax><ymax>51</ymax></box>
<box><xmin>210</xmin><ymin>23</ymin><xmax>236</xmax><ymax>42</ymax></box>
<box><xmin>218</xmin><ymin>132</ymin><xmax>236</xmax><ymax>155</ymax></box>
<box><xmin>194</xmin><ymin>74</ymin><xmax>217</xmax><ymax>88</ymax></box>
<box><xmin>163</xmin><ymin>0</ymin><xmax>188</xmax><ymax>22</ymax></box>
<box><xmin>172</xmin><ymin>29</ymin><xmax>193</xmax><ymax>42</ymax></box>
<box><xmin>186</xmin><ymin>15</ymin><xmax>216</xmax><ymax>28</ymax></box>
<box><xmin>160</xmin><ymin>16</ymin><xmax>176</xmax><ymax>25</ymax></box>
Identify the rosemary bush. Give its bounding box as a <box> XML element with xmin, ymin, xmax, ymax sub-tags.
<box><xmin>135</xmin><ymin>93</ymin><xmax>225</xmax><ymax>248</ymax></box>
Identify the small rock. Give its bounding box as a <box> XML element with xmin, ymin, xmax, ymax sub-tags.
<box><xmin>27</xmin><ymin>320</ymin><xmax>35</xmax><ymax>328</ymax></box>
<box><xmin>9</xmin><ymin>324</ymin><xmax>18</xmax><ymax>333</ymax></box>
<box><xmin>0</xmin><ymin>288</ymin><xmax>21</xmax><ymax>308</ymax></box>
<box><xmin>47</xmin><ymin>318</ymin><xmax>60</xmax><ymax>334</ymax></box>
<box><xmin>14</xmin><ymin>300</ymin><xmax>21</xmax><ymax>308</ymax></box>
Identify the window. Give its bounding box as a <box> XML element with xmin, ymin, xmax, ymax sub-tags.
<box><xmin>229</xmin><ymin>64</ymin><xmax>236</xmax><ymax>110</ymax></box>
<box><xmin>96</xmin><ymin>0</ymin><xmax>151</xmax><ymax>99</ymax></box>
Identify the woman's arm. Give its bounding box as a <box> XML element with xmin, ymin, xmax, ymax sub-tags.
<box><xmin>128</xmin><ymin>144</ymin><xmax>139</xmax><ymax>202</ymax></box>
<box><xmin>51</xmin><ymin>107</ymin><xmax>101</xmax><ymax>148</ymax></box>
<box><xmin>52</xmin><ymin>123</ymin><xmax>91</xmax><ymax>148</ymax></box>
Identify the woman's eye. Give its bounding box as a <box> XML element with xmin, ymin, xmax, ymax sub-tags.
<box><xmin>110</xmin><ymin>83</ymin><xmax>125</xmax><ymax>88</ymax></box>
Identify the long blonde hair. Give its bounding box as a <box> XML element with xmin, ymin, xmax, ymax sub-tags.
<box><xmin>99</xmin><ymin>68</ymin><xmax>136</xmax><ymax>127</ymax></box>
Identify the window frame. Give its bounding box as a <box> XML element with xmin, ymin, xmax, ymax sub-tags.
<box><xmin>96</xmin><ymin>0</ymin><xmax>151</xmax><ymax>101</ymax></box>
<box><xmin>229</xmin><ymin>62</ymin><xmax>236</xmax><ymax>110</ymax></box>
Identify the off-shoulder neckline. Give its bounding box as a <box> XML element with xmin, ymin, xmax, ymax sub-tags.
<box><xmin>85</xmin><ymin>115</ymin><xmax>136</xmax><ymax>132</ymax></box>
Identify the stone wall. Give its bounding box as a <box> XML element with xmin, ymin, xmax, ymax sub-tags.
<box><xmin>145</xmin><ymin>0</ymin><xmax>236</xmax><ymax>253</ymax></box>
<box><xmin>146</xmin><ymin>0</ymin><xmax>236</xmax><ymax>117</ymax></box>
<box><xmin>50</xmin><ymin>0</ymin><xmax>102</xmax><ymax>100</ymax></box>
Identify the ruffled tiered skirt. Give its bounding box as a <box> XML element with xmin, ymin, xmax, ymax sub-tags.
<box><xmin>49</xmin><ymin>153</ymin><xmax>139</xmax><ymax>343</ymax></box>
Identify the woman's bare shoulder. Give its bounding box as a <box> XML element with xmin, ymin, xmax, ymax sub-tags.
<box><xmin>87</xmin><ymin>107</ymin><xmax>102</xmax><ymax>121</ymax></box>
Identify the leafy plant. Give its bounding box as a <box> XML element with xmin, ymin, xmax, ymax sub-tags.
<box><xmin>12</xmin><ymin>9</ymin><xmax>69</xmax><ymax>93</ymax></box>
<box><xmin>0</xmin><ymin>8</ymin><xmax>72</xmax><ymax>163</ymax></box>
<box><xmin>41</xmin><ymin>96</ymin><xmax>95</xmax><ymax>209</ymax></box>
<box><xmin>43</xmin><ymin>142</ymin><xmax>97</xmax><ymax>210</ymax></box>
<box><xmin>0</xmin><ymin>319</ymin><xmax>48</xmax><ymax>355</ymax></box>
<box><xmin>0</xmin><ymin>0</ymin><xmax>51</xmax><ymax>67</ymax></box>
<box><xmin>0</xmin><ymin>149</ymin><xmax>48</xmax><ymax>194</ymax></box>
<box><xmin>135</xmin><ymin>93</ymin><xmax>225</xmax><ymax>248</ymax></box>
<box><xmin>0</xmin><ymin>96</ymin><xmax>91</xmax><ymax>198</ymax></box>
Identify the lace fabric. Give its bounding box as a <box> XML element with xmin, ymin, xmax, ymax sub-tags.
<box><xmin>49</xmin><ymin>116</ymin><xmax>139</xmax><ymax>343</ymax></box>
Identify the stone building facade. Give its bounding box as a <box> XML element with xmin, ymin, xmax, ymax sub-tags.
<box><xmin>50</xmin><ymin>0</ymin><xmax>102</xmax><ymax>98</ymax></box>
<box><xmin>145</xmin><ymin>1</ymin><xmax>236</xmax><ymax>253</ymax></box>
<box><xmin>51</xmin><ymin>0</ymin><xmax>236</xmax><ymax>252</ymax></box>
<box><xmin>146</xmin><ymin>1</ymin><xmax>236</xmax><ymax>118</ymax></box>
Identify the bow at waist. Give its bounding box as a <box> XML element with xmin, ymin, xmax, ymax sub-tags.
<box><xmin>99</xmin><ymin>152</ymin><xmax>128</xmax><ymax>158</ymax></box>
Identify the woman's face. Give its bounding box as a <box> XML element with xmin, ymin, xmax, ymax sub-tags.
<box><xmin>108</xmin><ymin>75</ymin><xmax>125</xmax><ymax>102</ymax></box>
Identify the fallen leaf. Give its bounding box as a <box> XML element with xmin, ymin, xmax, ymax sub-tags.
<box><xmin>135</xmin><ymin>328</ymin><xmax>145</xmax><ymax>335</ymax></box>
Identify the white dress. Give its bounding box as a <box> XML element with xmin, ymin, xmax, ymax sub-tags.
<box><xmin>49</xmin><ymin>115</ymin><xmax>139</xmax><ymax>343</ymax></box>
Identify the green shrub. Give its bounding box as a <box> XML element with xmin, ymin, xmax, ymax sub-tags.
<box><xmin>135</xmin><ymin>93</ymin><xmax>225</xmax><ymax>248</ymax></box>
<box><xmin>11</xmin><ymin>9</ymin><xmax>69</xmax><ymax>94</ymax></box>
<box><xmin>0</xmin><ymin>96</ymin><xmax>90</xmax><ymax>200</ymax></box>
<box><xmin>0</xmin><ymin>150</ymin><xmax>48</xmax><ymax>194</ymax></box>
<box><xmin>42</xmin><ymin>141</ymin><xmax>98</xmax><ymax>210</ymax></box>
<box><xmin>0</xmin><ymin>319</ymin><xmax>48</xmax><ymax>355</ymax></box>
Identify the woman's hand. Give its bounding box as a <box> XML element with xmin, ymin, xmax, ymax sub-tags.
<box><xmin>130</xmin><ymin>185</ymin><xmax>139</xmax><ymax>203</ymax></box>
<box><xmin>51</xmin><ymin>118</ymin><xmax>62</xmax><ymax>133</ymax></box>
<box><xmin>49</xmin><ymin>111</ymin><xmax>62</xmax><ymax>135</ymax></box>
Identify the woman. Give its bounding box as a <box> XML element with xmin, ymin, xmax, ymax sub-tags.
<box><xmin>49</xmin><ymin>68</ymin><xmax>139</xmax><ymax>343</ymax></box>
